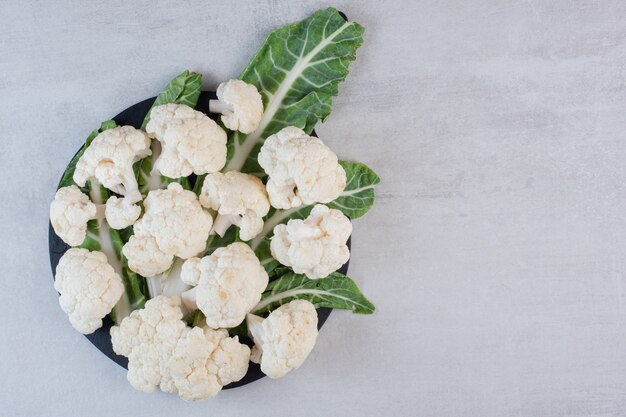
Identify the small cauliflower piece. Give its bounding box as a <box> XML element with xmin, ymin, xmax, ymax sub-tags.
<box><xmin>167</xmin><ymin>327</ymin><xmax>250</xmax><ymax>401</ymax></box>
<box><xmin>110</xmin><ymin>296</ymin><xmax>187</xmax><ymax>393</ymax></box>
<box><xmin>199</xmin><ymin>171</ymin><xmax>270</xmax><ymax>241</ymax></box>
<box><xmin>54</xmin><ymin>248</ymin><xmax>124</xmax><ymax>334</ymax></box>
<box><xmin>271</xmin><ymin>204</ymin><xmax>351</xmax><ymax>279</ymax></box>
<box><xmin>50</xmin><ymin>185</ymin><xmax>99</xmax><ymax>246</ymax></box>
<box><xmin>258</xmin><ymin>126</ymin><xmax>346</xmax><ymax>209</ymax></box>
<box><xmin>180</xmin><ymin>242</ymin><xmax>268</xmax><ymax>328</ymax></box>
<box><xmin>73</xmin><ymin>126</ymin><xmax>151</xmax><ymax>204</ymax></box>
<box><xmin>146</xmin><ymin>104</ymin><xmax>227</xmax><ymax>178</ymax></box>
<box><xmin>247</xmin><ymin>300</ymin><xmax>318</xmax><ymax>379</ymax></box>
<box><xmin>208</xmin><ymin>79</ymin><xmax>264</xmax><ymax>134</ymax></box>
<box><xmin>123</xmin><ymin>183</ymin><xmax>213</xmax><ymax>277</ymax></box>
<box><xmin>105</xmin><ymin>196</ymin><xmax>141</xmax><ymax>230</ymax></box>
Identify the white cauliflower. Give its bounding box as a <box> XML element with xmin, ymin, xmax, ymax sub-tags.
<box><xmin>180</xmin><ymin>242</ymin><xmax>268</xmax><ymax>329</ymax></box>
<box><xmin>50</xmin><ymin>185</ymin><xmax>99</xmax><ymax>246</ymax></box>
<box><xmin>123</xmin><ymin>183</ymin><xmax>213</xmax><ymax>277</ymax></box>
<box><xmin>247</xmin><ymin>300</ymin><xmax>318</xmax><ymax>379</ymax></box>
<box><xmin>199</xmin><ymin>171</ymin><xmax>270</xmax><ymax>241</ymax></box>
<box><xmin>54</xmin><ymin>248</ymin><xmax>124</xmax><ymax>334</ymax></box>
<box><xmin>167</xmin><ymin>326</ymin><xmax>250</xmax><ymax>401</ymax></box>
<box><xmin>105</xmin><ymin>196</ymin><xmax>141</xmax><ymax>230</ymax></box>
<box><xmin>271</xmin><ymin>204</ymin><xmax>351</xmax><ymax>279</ymax></box>
<box><xmin>111</xmin><ymin>295</ymin><xmax>249</xmax><ymax>400</ymax></box>
<box><xmin>73</xmin><ymin>126</ymin><xmax>151</xmax><ymax>204</ymax></box>
<box><xmin>146</xmin><ymin>104</ymin><xmax>227</xmax><ymax>178</ymax></box>
<box><xmin>258</xmin><ymin>126</ymin><xmax>346</xmax><ymax>209</ymax></box>
<box><xmin>208</xmin><ymin>79</ymin><xmax>264</xmax><ymax>134</ymax></box>
<box><xmin>111</xmin><ymin>296</ymin><xmax>187</xmax><ymax>393</ymax></box>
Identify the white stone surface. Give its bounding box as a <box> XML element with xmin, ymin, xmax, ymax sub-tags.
<box><xmin>2</xmin><ymin>0</ymin><xmax>626</xmax><ymax>415</ymax></box>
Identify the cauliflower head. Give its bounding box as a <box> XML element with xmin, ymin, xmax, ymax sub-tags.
<box><xmin>73</xmin><ymin>126</ymin><xmax>151</xmax><ymax>203</ymax></box>
<box><xmin>105</xmin><ymin>196</ymin><xmax>141</xmax><ymax>230</ymax></box>
<box><xmin>271</xmin><ymin>204</ymin><xmax>351</xmax><ymax>279</ymax></box>
<box><xmin>50</xmin><ymin>185</ymin><xmax>98</xmax><ymax>246</ymax></box>
<box><xmin>180</xmin><ymin>242</ymin><xmax>269</xmax><ymax>328</ymax></box>
<box><xmin>146</xmin><ymin>104</ymin><xmax>227</xmax><ymax>178</ymax></box>
<box><xmin>199</xmin><ymin>171</ymin><xmax>270</xmax><ymax>241</ymax></box>
<box><xmin>123</xmin><ymin>183</ymin><xmax>212</xmax><ymax>277</ymax></box>
<box><xmin>54</xmin><ymin>248</ymin><xmax>124</xmax><ymax>334</ymax></box>
<box><xmin>110</xmin><ymin>296</ymin><xmax>187</xmax><ymax>393</ymax></box>
<box><xmin>209</xmin><ymin>79</ymin><xmax>264</xmax><ymax>134</ymax></box>
<box><xmin>167</xmin><ymin>327</ymin><xmax>250</xmax><ymax>401</ymax></box>
<box><xmin>247</xmin><ymin>300</ymin><xmax>318</xmax><ymax>379</ymax></box>
<box><xmin>258</xmin><ymin>126</ymin><xmax>346</xmax><ymax>209</ymax></box>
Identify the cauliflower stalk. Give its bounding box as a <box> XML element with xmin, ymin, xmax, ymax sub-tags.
<box><xmin>111</xmin><ymin>296</ymin><xmax>250</xmax><ymax>401</ymax></box>
<box><xmin>247</xmin><ymin>300</ymin><xmax>318</xmax><ymax>379</ymax></box>
<box><xmin>180</xmin><ymin>242</ymin><xmax>269</xmax><ymax>328</ymax></box>
<box><xmin>258</xmin><ymin>126</ymin><xmax>347</xmax><ymax>209</ymax></box>
<box><xmin>271</xmin><ymin>204</ymin><xmax>352</xmax><ymax>279</ymax></box>
<box><xmin>199</xmin><ymin>171</ymin><xmax>270</xmax><ymax>241</ymax></box>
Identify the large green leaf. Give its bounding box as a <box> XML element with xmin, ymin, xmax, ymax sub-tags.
<box><xmin>253</xmin><ymin>271</ymin><xmax>375</xmax><ymax>316</ymax></box>
<box><xmin>58</xmin><ymin>120</ymin><xmax>117</xmax><ymax>190</ymax></box>
<box><xmin>137</xmin><ymin>70</ymin><xmax>201</xmax><ymax>195</ymax></box>
<box><xmin>328</xmin><ymin>161</ymin><xmax>380</xmax><ymax>218</ymax></box>
<box><xmin>224</xmin><ymin>7</ymin><xmax>364</xmax><ymax>173</ymax></box>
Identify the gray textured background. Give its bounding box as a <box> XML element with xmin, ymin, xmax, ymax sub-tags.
<box><xmin>2</xmin><ymin>0</ymin><xmax>626</xmax><ymax>416</ymax></box>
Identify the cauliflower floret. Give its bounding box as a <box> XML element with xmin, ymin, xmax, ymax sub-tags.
<box><xmin>146</xmin><ymin>104</ymin><xmax>227</xmax><ymax>178</ymax></box>
<box><xmin>50</xmin><ymin>185</ymin><xmax>99</xmax><ymax>246</ymax></box>
<box><xmin>73</xmin><ymin>126</ymin><xmax>151</xmax><ymax>203</ymax></box>
<box><xmin>208</xmin><ymin>79</ymin><xmax>264</xmax><ymax>134</ymax></box>
<box><xmin>247</xmin><ymin>300</ymin><xmax>318</xmax><ymax>379</ymax></box>
<box><xmin>271</xmin><ymin>204</ymin><xmax>351</xmax><ymax>279</ymax></box>
<box><xmin>199</xmin><ymin>171</ymin><xmax>270</xmax><ymax>241</ymax></box>
<box><xmin>167</xmin><ymin>327</ymin><xmax>250</xmax><ymax>401</ymax></box>
<box><xmin>110</xmin><ymin>296</ymin><xmax>187</xmax><ymax>393</ymax></box>
<box><xmin>105</xmin><ymin>196</ymin><xmax>141</xmax><ymax>230</ymax></box>
<box><xmin>111</xmin><ymin>296</ymin><xmax>249</xmax><ymax>399</ymax></box>
<box><xmin>123</xmin><ymin>183</ymin><xmax>213</xmax><ymax>277</ymax></box>
<box><xmin>54</xmin><ymin>248</ymin><xmax>124</xmax><ymax>334</ymax></box>
<box><xmin>180</xmin><ymin>242</ymin><xmax>268</xmax><ymax>328</ymax></box>
<box><xmin>258</xmin><ymin>126</ymin><xmax>346</xmax><ymax>209</ymax></box>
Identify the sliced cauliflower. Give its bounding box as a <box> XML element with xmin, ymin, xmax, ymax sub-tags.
<box><xmin>123</xmin><ymin>183</ymin><xmax>212</xmax><ymax>277</ymax></box>
<box><xmin>208</xmin><ymin>79</ymin><xmax>264</xmax><ymax>134</ymax></box>
<box><xmin>54</xmin><ymin>248</ymin><xmax>124</xmax><ymax>334</ymax></box>
<box><xmin>271</xmin><ymin>204</ymin><xmax>351</xmax><ymax>279</ymax></box>
<box><xmin>199</xmin><ymin>171</ymin><xmax>270</xmax><ymax>241</ymax></box>
<box><xmin>50</xmin><ymin>185</ymin><xmax>99</xmax><ymax>246</ymax></box>
<box><xmin>110</xmin><ymin>296</ymin><xmax>187</xmax><ymax>393</ymax></box>
<box><xmin>258</xmin><ymin>126</ymin><xmax>346</xmax><ymax>209</ymax></box>
<box><xmin>167</xmin><ymin>326</ymin><xmax>250</xmax><ymax>401</ymax></box>
<box><xmin>73</xmin><ymin>126</ymin><xmax>151</xmax><ymax>204</ymax></box>
<box><xmin>247</xmin><ymin>300</ymin><xmax>318</xmax><ymax>379</ymax></box>
<box><xmin>146</xmin><ymin>104</ymin><xmax>227</xmax><ymax>178</ymax></box>
<box><xmin>105</xmin><ymin>196</ymin><xmax>141</xmax><ymax>230</ymax></box>
<box><xmin>180</xmin><ymin>242</ymin><xmax>268</xmax><ymax>328</ymax></box>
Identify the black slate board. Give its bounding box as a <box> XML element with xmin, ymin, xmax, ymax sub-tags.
<box><xmin>48</xmin><ymin>91</ymin><xmax>350</xmax><ymax>389</ymax></box>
